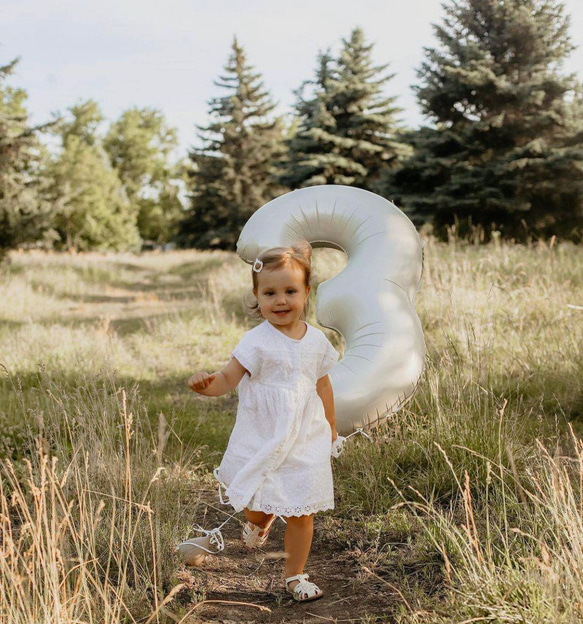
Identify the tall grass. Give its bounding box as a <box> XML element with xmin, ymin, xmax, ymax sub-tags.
<box><xmin>1</xmin><ymin>241</ymin><xmax>583</xmax><ymax>622</ymax></box>
<box><xmin>384</xmin><ymin>426</ymin><xmax>583</xmax><ymax>623</ymax></box>
<box><xmin>0</xmin><ymin>372</ymin><xmax>202</xmax><ymax>623</ymax></box>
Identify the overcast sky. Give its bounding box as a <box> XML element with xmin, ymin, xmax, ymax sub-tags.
<box><xmin>3</xmin><ymin>0</ymin><xmax>583</xmax><ymax>160</ymax></box>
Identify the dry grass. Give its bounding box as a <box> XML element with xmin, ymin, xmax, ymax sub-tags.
<box><xmin>0</xmin><ymin>381</ymin><xmax>203</xmax><ymax>623</ymax></box>
<box><xmin>1</xmin><ymin>240</ymin><xmax>582</xmax><ymax>622</ymax></box>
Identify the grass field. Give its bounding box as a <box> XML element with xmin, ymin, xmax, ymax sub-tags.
<box><xmin>1</xmin><ymin>241</ymin><xmax>582</xmax><ymax>623</ymax></box>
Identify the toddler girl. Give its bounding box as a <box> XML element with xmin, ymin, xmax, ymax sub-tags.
<box><xmin>188</xmin><ymin>241</ymin><xmax>339</xmax><ymax>602</ymax></box>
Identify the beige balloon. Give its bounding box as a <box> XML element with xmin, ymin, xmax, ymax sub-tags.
<box><xmin>237</xmin><ymin>185</ymin><xmax>425</xmax><ymax>434</ymax></box>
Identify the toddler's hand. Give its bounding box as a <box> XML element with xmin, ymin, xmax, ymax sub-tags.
<box><xmin>331</xmin><ymin>435</ymin><xmax>346</xmax><ymax>458</ymax></box>
<box><xmin>188</xmin><ymin>372</ymin><xmax>217</xmax><ymax>394</ymax></box>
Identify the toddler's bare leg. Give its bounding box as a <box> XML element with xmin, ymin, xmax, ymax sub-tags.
<box><xmin>243</xmin><ymin>508</ymin><xmax>274</xmax><ymax>528</ymax></box>
<box><xmin>283</xmin><ymin>514</ymin><xmax>314</xmax><ymax>590</ymax></box>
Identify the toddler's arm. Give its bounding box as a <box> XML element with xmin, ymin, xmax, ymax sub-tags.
<box><xmin>316</xmin><ymin>374</ymin><xmax>337</xmax><ymax>442</ymax></box>
<box><xmin>188</xmin><ymin>357</ymin><xmax>247</xmax><ymax>397</ymax></box>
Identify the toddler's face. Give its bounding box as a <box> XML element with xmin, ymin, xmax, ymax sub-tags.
<box><xmin>254</xmin><ymin>264</ymin><xmax>310</xmax><ymax>328</ymax></box>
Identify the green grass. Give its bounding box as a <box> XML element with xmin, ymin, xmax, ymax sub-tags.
<box><xmin>1</xmin><ymin>241</ymin><xmax>583</xmax><ymax>622</ymax></box>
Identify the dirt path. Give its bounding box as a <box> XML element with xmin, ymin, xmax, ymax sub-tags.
<box><xmin>176</xmin><ymin>492</ymin><xmax>397</xmax><ymax>623</ymax></box>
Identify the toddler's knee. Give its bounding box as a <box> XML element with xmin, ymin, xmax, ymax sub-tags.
<box><xmin>286</xmin><ymin>513</ymin><xmax>313</xmax><ymax>527</ymax></box>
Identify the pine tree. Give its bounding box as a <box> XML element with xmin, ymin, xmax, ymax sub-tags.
<box><xmin>332</xmin><ymin>28</ymin><xmax>410</xmax><ymax>193</ymax></box>
<box><xmin>104</xmin><ymin>107</ymin><xmax>184</xmax><ymax>244</ymax></box>
<box><xmin>282</xmin><ymin>29</ymin><xmax>409</xmax><ymax>192</ymax></box>
<box><xmin>0</xmin><ymin>58</ymin><xmax>53</xmax><ymax>258</ymax></box>
<box><xmin>391</xmin><ymin>0</ymin><xmax>583</xmax><ymax>240</ymax></box>
<box><xmin>280</xmin><ymin>51</ymin><xmax>345</xmax><ymax>188</ymax></box>
<box><xmin>177</xmin><ymin>38</ymin><xmax>286</xmax><ymax>250</ymax></box>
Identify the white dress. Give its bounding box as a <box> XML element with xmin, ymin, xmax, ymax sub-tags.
<box><xmin>214</xmin><ymin>319</ymin><xmax>339</xmax><ymax>517</ymax></box>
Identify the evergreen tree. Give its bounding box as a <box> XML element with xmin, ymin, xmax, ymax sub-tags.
<box><xmin>280</xmin><ymin>51</ymin><xmax>344</xmax><ymax>188</ymax></box>
<box><xmin>104</xmin><ymin>107</ymin><xmax>184</xmax><ymax>244</ymax></box>
<box><xmin>61</xmin><ymin>99</ymin><xmax>102</xmax><ymax>147</ymax></box>
<box><xmin>282</xmin><ymin>29</ymin><xmax>409</xmax><ymax>192</ymax></box>
<box><xmin>333</xmin><ymin>28</ymin><xmax>410</xmax><ymax>193</ymax></box>
<box><xmin>0</xmin><ymin>58</ymin><xmax>53</xmax><ymax>258</ymax></box>
<box><xmin>391</xmin><ymin>0</ymin><xmax>583</xmax><ymax>240</ymax></box>
<box><xmin>178</xmin><ymin>38</ymin><xmax>286</xmax><ymax>250</ymax></box>
<box><xmin>46</xmin><ymin>101</ymin><xmax>141</xmax><ymax>251</ymax></box>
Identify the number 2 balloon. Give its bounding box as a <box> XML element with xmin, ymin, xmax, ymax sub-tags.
<box><xmin>237</xmin><ymin>185</ymin><xmax>425</xmax><ymax>435</ymax></box>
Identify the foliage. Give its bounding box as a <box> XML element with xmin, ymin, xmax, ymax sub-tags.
<box><xmin>136</xmin><ymin>184</ymin><xmax>184</xmax><ymax>245</ymax></box>
<box><xmin>104</xmin><ymin>107</ymin><xmax>184</xmax><ymax>244</ymax></box>
<box><xmin>390</xmin><ymin>0</ymin><xmax>583</xmax><ymax>241</ymax></box>
<box><xmin>282</xmin><ymin>28</ymin><xmax>410</xmax><ymax>193</ymax></box>
<box><xmin>177</xmin><ymin>37</ymin><xmax>286</xmax><ymax>250</ymax></box>
<box><xmin>45</xmin><ymin>100</ymin><xmax>141</xmax><ymax>251</ymax></box>
<box><xmin>280</xmin><ymin>50</ymin><xmax>340</xmax><ymax>188</ymax></box>
<box><xmin>0</xmin><ymin>58</ymin><xmax>54</xmax><ymax>258</ymax></box>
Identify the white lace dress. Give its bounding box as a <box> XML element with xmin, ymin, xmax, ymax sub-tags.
<box><xmin>214</xmin><ymin>319</ymin><xmax>339</xmax><ymax>517</ymax></box>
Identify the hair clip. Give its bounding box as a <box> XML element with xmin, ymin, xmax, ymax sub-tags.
<box><xmin>252</xmin><ymin>258</ymin><xmax>263</xmax><ymax>273</ymax></box>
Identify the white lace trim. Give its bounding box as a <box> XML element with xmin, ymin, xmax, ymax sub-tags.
<box><xmin>247</xmin><ymin>499</ymin><xmax>334</xmax><ymax>517</ymax></box>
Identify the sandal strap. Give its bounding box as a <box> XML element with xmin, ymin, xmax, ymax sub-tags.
<box><xmin>286</xmin><ymin>575</ymin><xmax>322</xmax><ymax>601</ymax></box>
<box><xmin>245</xmin><ymin>515</ymin><xmax>275</xmax><ymax>534</ymax></box>
<box><xmin>242</xmin><ymin>516</ymin><xmax>276</xmax><ymax>547</ymax></box>
<box><xmin>295</xmin><ymin>580</ymin><xmax>320</xmax><ymax>594</ymax></box>
<box><xmin>286</xmin><ymin>573</ymin><xmax>309</xmax><ymax>585</ymax></box>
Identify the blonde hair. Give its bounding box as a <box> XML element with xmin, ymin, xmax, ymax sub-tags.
<box><xmin>242</xmin><ymin>240</ymin><xmax>313</xmax><ymax>320</ymax></box>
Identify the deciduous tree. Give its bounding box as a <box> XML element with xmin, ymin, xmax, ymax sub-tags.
<box><xmin>46</xmin><ymin>101</ymin><xmax>141</xmax><ymax>251</ymax></box>
<box><xmin>104</xmin><ymin>107</ymin><xmax>183</xmax><ymax>244</ymax></box>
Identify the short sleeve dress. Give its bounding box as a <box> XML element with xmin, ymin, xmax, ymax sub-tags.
<box><xmin>214</xmin><ymin>319</ymin><xmax>339</xmax><ymax>517</ymax></box>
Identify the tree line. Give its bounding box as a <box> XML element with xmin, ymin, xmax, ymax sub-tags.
<box><xmin>1</xmin><ymin>0</ymin><xmax>582</xmax><ymax>257</ymax></box>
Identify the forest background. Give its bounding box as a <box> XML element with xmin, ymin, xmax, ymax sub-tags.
<box><xmin>2</xmin><ymin>0</ymin><xmax>583</xmax><ymax>255</ymax></box>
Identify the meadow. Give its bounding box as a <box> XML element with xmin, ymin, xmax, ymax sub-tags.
<box><xmin>1</xmin><ymin>240</ymin><xmax>582</xmax><ymax>623</ymax></box>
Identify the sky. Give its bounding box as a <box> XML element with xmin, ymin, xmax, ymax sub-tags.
<box><xmin>3</xmin><ymin>0</ymin><xmax>583</xmax><ymax>160</ymax></box>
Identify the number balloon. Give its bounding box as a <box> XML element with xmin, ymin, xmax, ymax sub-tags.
<box><xmin>237</xmin><ymin>185</ymin><xmax>425</xmax><ymax>434</ymax></box>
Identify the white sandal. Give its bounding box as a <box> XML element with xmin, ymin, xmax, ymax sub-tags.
<box><xmin>241</xmin><ymin>515</ymin><xmax>276</xmax><ymax>549</ymax></box>
<box><xmin>285</xmin><ymin>573</ymin><xmax>324</xmax><ymax>602</ymax></box>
